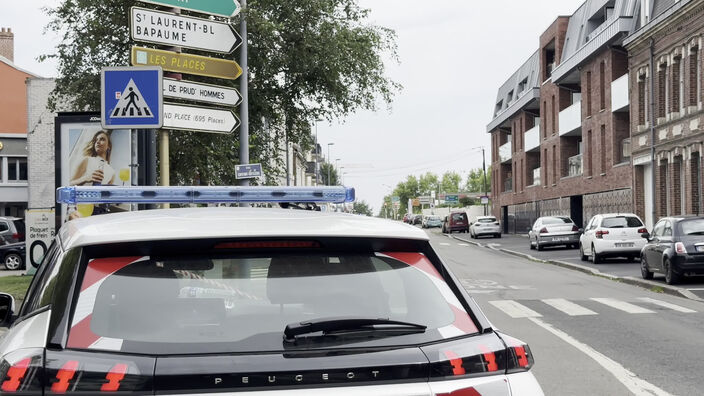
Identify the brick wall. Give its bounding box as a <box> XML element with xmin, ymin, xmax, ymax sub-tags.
<box><xmin>0</xmin><ymin>28</ymin><xmax>13</xmax><ymax>62</ymax></box>
<box><xmin>27</xmin><ymin>78</ymin><xmax>57</xmax><ymax>209</ymax></box>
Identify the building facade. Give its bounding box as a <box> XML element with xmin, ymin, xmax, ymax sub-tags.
<box><xmin>626</xmin><ymin>0</ymin><xmax>704</xmax><ymax>229</ymax></box>
<box><xmin>488</xmin><ymin>0</ymin><xmax>638</xmax><ymax>233</ymax></box>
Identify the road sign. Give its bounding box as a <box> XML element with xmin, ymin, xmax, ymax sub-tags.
<box><xmin>139</xmin><ymin>0</ymin><xmax>241</xmax><ymax>18</ymax></box>
<box><xmin>419</xmin><ymin>195</ymin><xmax>431</xmax><ymax>205</ymax></box>
<box><xmin>235</xmin><ymin>163</ymin><xmax>263</xmax><ymax>179</ymax></box>
<box><xmin>481</xmin><ymin>196</ymin><xmax>489</xmax><ymax>205</ymax></box>
<box><xmin>130</xmin><ymin>7</ymin><xmax>242</xmax><ymax>54</ymax></box>
<box><xmin>392</xmin><ymin>196</ymin><xmax>400</xmax><ymax>203</ymax></box>
<box><xmin>131</xmin><ymin>46</ymin><xmax>243</xmax><ymax>80</ymax></box>
<box><xmin>101</xmin><ymin>66</ymin><xmax>163</xmax><ymax>129</ymax></box>
<box><xmin>163</xmin><ymin>103</ymin><xmax>240</xmax><ymax>134</ymax></box>
<box><xmin>445</xmin><ymin>194</ymin><xmax>459</xmax><ymax>204</ymax></box>
<box><xmin>412</xmin><ymin>199</ymin><xmax>421</xmax><ymax>207</ymax></box>
<box><xmin>164</xmin><ymin>78</ymin><xmax>242</xmax><ymax>107</ymax></box>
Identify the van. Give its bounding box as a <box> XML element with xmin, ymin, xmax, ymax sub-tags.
<box><xmin>442</xmin><ymin>211</ymin><xmax>469</xmax><ymax>234</ymax></box>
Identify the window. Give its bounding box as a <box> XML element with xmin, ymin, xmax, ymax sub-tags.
<box><xmin>518</xmin><ymin>78</ymin><xmax>528</xmax><ymax>93</ymax></box>
<box><xmin>542</xmin><ymin>101</ymin><xmax>547</xmax><ymax>138</ymax></box>
<box><xmin>638</xmin><ymin>73</ymin><xmax>648</xmax><ymax>125</ymax></box>
<box><xmin>6</xmin><ymin>157</ymin><xmax>28</xmax><ymax>182</ymax></box>
<box><xmin>586</xmin><ymin>130</ymin><xmax>593</xmax><ymax>177</ymax></box>
<box><xmin>19</xmin><ymin>241</ymin><xmax>60</xmax><ymax>317</ymax></box>
<box><xmin>495</xmin><ymin>100</ymin><xmax>503</xmax><ymax>116</ymax></box>
<box><xmin>551</xmin><ymin>95</ymin><xmax>556</xmax><ymax>134</ymax></box>
<box><xmin>0</xmin><ymin>222</ymin><xmax>8</xmax><ymax>233</ymax></box>
<box><xmin>507</xmin><ymin>90</ymin><xmax>514</xmax><ymax>104</ymax></box>
<box><xmin>658</xmin><ymin>64</ymin><xmax>667</xmax><ymax>118</ymax></box>
<box><xmin>552</xmin><ymin>145</ymin><xmax>557</xmax><ymax>185</ymax></box>
<box><xmin>600</xmin><ymin>125</ymin><xmax>607</xmax><ymax>173</ymax></box>
<box><xmin>586</xmin><ymin>71</ymin><xmax>593</xmax><ymax>115</ymax></box>
<box><xmin>690</xmin><ymin>48</ymin><xmax>699</xmax><ymax>107</ymax></box>
<box><xmin>601</xmin><ymin>216</ymin><xmax>644</xmax><ymax>228</ymax></box>
<box><xmin>600</xmin><ymin>61</ymin><xmax>606</xmax><ymax>110</ymax></box>
<box><xmin>652</xmin><ymin>221</ymin><xmax>665</xmax><ymax>237</ymax></box>
<box><xmin>542</xmin><ymin>217</ymin><xmax>573</xmax><ymax>225</ymax></box>
<box><xmin>680</xmin><ymin>219</ymin><xmax>704</xmax><ymax>235</ymax></box>
<box><xmin>672</xmin><ymin>57</ymin><xmax>681</xmax><ymax>112</ymax></box>
<box><xmin>663</xmin><ymin>221</ymin><xmax>673</xmax><ymax>237</ymax></box>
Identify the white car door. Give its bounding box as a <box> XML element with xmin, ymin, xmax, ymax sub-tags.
<box><xmin>581</xmin><ymin>216</ymin><xmax>599</xmax><ymax>254</ymax></box>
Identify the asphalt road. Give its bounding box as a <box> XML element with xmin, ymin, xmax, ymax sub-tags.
<box><xmin>456</xmin><ymin>233</ymin><xmax>704</xmax><ymax>300</ymax></box>
<box><xmin>427</xmin><ymin>228</ymin><xmax>704</xmax><ymax>396</ymax></box>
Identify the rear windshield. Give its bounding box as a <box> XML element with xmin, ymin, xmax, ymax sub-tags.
<box><xmin>601</xmin><ymin>216</ymin><xmax>643</xmax><ymax>228</ymax></box>
<box><xmin>451</xmin><ymin>213</ymin><xmax>467</xmax><ymax>222</ymax></box>
<box><xmin>68</xmin><ymin>251</ymin><xmax>478</xmax><ymax>354</ymax></box>
<box><xmin>542</xmin><ymin>217</ymin><xmax>572</xmax><ymax>225</ymax></box>
<box><xmin>12</xmin><ymin>220</ymin><xmax>25</xmax><ymax>236</ymax></box>
<box><xmin>428</xmin><ymin>216</ymin><xmax>441</xmax><ymax>221</ymax></box>
<box><xmin>477</xmin><ymin>218</ymin><xmax>496</xmax><ymax>223</ymax></box>
<box><xmin>679</xmin><ymin>219</ymin><xmax>704</xmax><ymax>235</ymax></box>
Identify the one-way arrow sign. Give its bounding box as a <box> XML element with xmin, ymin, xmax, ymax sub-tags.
<box><xmin>131</xmin><ymin>7</ymin><xmax>242</xmax><ymax>54</ymax></box>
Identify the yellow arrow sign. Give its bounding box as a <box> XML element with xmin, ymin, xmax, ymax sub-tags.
<box><xmin>131</xmin><ymin>46</ymin><xmax>242</xmax><ymax>80</ymax></box>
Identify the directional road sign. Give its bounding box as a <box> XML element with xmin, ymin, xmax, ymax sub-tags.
<box><xmin>445</xmin><ymin>194</ymin><xmax>459</xmax><ymax>204</ymax></box>
<box><xmin>164</xmin><ymin>78</ymin><xmax>242</xmax><ymax>107</ymax></box>
<box><xmin>139</xmin><ymin>0</ymin><xmax>241</xmax><ymax>18</ymax></box>
<box><xmin>131</xmin><ymin>46</ymin><xmax>243</xmax><ymax>80</ymax></box>
<box><xmin>101</xmin><ymin>66</ymin><xmax>163</xmax><ymax>129</ymax></box>
<box><xmin>130</xmin><ymin>7</ymin><xmax>242</xmax><ymax>54</ymax></box>
<box><xmin>163</xmin><ymin>103</ymin><xmax>240</xmax><ymax>134</ymax></box>
<box><xmin>235</xmin><ymin>163</ymin><xmax>263</xmax><ymax>179</ymax></box>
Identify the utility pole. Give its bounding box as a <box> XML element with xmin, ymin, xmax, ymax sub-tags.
<box><xmin>327</xmin><ymin>142</ymin><xmax>334</xmax><ymax>185</ymax></box>
<box><xmin>482</xmin><ymin>147</ymin><xmax>488</xmax><ymax>216</ymax></box>
<box><xmin>239</xmin><ymin>0</ymin><xmax>250</xmax><ymax>187</ymax></box>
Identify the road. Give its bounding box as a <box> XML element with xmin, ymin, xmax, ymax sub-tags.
<box><xmin>427</xmin><ymin>228</ymin><xmax>704</xmax><ymax>396</ymax></box>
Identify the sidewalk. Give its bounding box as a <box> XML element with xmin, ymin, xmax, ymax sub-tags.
<box><xmin>449</xmin><ymin>233</ymin><xmax>704</xmax><ymax>302</ymax></box>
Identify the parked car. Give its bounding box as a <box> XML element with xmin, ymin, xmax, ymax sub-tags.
<box><xmin>422</xmin><ymin>215</ymin><xmax>442</xmax><ymax>228</ymax></box>
<box><xmin>470</xmin><ymin>216</ymin><xmax>501</xmax><ymax>239</ymax></box>
<box><xmin>579</xmin><ymin>213</ymin><xmax>647</xmax><ymax>263</ymax></box>
<box><xmin>0</xmin><ymin>242</ymin><xmax>25</xmax><ymax>270</ymax></box>
<box><xmin>412</xmin><ymin>214</ymin><xmax>423</xmax><ymax>225</ymax></box>
<box><xmin>442</xmin><ymin>211</ymin><xmax>469</xmax><ymax>233</ymax></box>
<box><xmin>0</xmin><ymin>216</ymin><xmax>25</xmax><ymax>244</ymax></box>
<box><xmin>641</xmin><ymin>216</ymin><xmax>704</xmax><ymax>284</ymax></box>
<box><xmin>402</xmin><ymin>213</ymin><xmax>410</xmax><ymax>223</ymax></box>
<box><xmin>529</xmin><ymin>216</ymin><xmax>580</xmax><ymax>251</ymax></box>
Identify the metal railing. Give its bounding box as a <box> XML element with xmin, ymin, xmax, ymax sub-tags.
<box><xmin>532</xmin><ymin>167</ymin><xmax>541</xmax><ymax>186</ymax></box>
<box><xmin>568</xmin><ymin>154</ymin><xmax>583</xmax><ymax>177</ymax></box>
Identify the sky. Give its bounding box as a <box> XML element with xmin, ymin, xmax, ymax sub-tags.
<box><xmin>3</xmin><ymin>0</ymin><xmax>585</xmax><ymax>212</ymax></box>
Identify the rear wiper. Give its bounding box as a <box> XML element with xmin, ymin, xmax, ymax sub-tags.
<box><xmin>284</xmin><ymin>317</ymin><xmax>426</xmax><ymax>342</ymax></box>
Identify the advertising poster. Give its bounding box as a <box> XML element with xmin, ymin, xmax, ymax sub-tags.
<box><xmin>56</xmin><ymin>114</ymin><xmax>134</xmax><ymax>224</ymax></box>
<box><xmin>24</xmin><ymin>209</ymin><xmax>54</xmax><ymax>271</ymax></box>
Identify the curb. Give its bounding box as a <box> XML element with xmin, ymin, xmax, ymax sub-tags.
<box><xmin>449</xmin><ymin>235</ymin><xmax>703</xmax><ymax>303</ymax></box>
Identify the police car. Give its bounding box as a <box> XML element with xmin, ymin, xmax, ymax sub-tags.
<box><xmin>0</xmin><ymin>186</ymin><xmax>543</xmax><ymax>395</ymax></box>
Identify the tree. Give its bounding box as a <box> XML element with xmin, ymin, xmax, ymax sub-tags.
<box><xmin>320</xmin><ymin>163</ymin><xmax>339</xmax><ymax>186</ymax></box>
<box><xmin>465</xmin><ymin>167</ymin><xmax>491</xmax><ymax>193</ymax></box>
<box><xmin>353</xmin><ymin>200</ymin><xmax>373</xmax><ymax>216</ymax></box>
<box><xmin>393</xmin><ymin>175</ymin><xmax>420</xmax><ymax>214</ymax></box>
<box><xmin>43</xmin><ymin>0</ymin><xmax>400</xmax><ymax>185</ymax></box>
<box><xmin>441</xmin><ymin>171</ymin><xmax>462</xmax><ymax>194</ymax></box>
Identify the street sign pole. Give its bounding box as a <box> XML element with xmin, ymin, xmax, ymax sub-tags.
<box><xmin>160</xmin><ymin>6</ymin><xmax>179</xmax><ymax>208</ymax></box>
<box><xmin>239</xmin><ymin>0</ymin><xmax>249</xmax><ymax>188</ymax></box>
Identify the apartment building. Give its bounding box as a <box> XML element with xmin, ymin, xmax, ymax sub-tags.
<box><xmin>626</xmin><ymin>0</ymin><xmax>704</xmax><ymax>229</ymax></box>
<box><xmin>488</xmin><ymin>0</ymin><xmax>638</xmax><ymax>233</ymax></box>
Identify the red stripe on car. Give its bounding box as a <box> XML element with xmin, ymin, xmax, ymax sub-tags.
<box><xmin>80</xmin><ymin>256</ymin><xmax>143</xmax><ymax>292</ymax></box>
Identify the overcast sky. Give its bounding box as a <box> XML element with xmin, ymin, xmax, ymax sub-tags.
<box><xmin>4</xmin><ymin>0</ymin><xmax>585</xmax><ymax>212</ymax></box>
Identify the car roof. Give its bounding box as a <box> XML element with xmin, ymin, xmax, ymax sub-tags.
<box><xmin>476</xmin><ymin>216</ymin><xmax>496</xmax><ymax>219</ymax></box>
<box><xmin>596</xmin><ymin>213</ymin><xmax>640</xmax><ymax>218</ymax></box>
<box><xmin>58</xmin><ymin>208</ymin><xmax>429</xmax><ymax>250</ymax></box>
<box><xmin>0</xmin><ymin>216</ymin><xmax>22</xmax><ymax>221</ymax></box>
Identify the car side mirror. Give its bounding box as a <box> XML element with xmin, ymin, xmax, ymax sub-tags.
<box><xmin>0</xmin><ymin>293</ymin><xmax>15</xmax><ymax>328</ymax></box>
<box><xmin>641</xmin><ymin>232</ymin><xmax>651</xmax><ymax>241</ymax></box>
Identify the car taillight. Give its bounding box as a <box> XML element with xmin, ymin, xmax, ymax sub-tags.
<box><xmin>494</xmin><ymin>222</ymin><xmax>500</xmax><ymax>226</ymax></box>
<box><xmin>539</xmin><ymin>227</ymin><xmax>548</xmax><ymax>234</ymax></box>
<box><xmin>572</xmin><ymin>225</ymin><xmax>579</xmax><ymax>232</ymax></box>
<box><xmin>499</xmin><ymin>333</ymin><xmax>535</xmax><ymax>373</ymax></box>
<box><xmin>595</xmin><ymin>230</ymin><xmax>609</xmax><ymax>239</ymax></box>
<box><xmin>675</xmin><ymin>242</ymin><xmax>687</xmax><ymax>255</ymax></box>
<box><xmin>0</xmin><ymin>349</ymin><xmax>43</xmax><ymax>393</ymax></box>
<box><xmin>11</xmin><ymin>233</ymin><xmax>23</xmax><ymax>241</ymax></box>
<box><xmin>637</xmin><ymin>228</ymin><xmax>648</xmax><ymax>234</ymax></box>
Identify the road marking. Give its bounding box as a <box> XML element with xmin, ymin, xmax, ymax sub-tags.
<box><xmin>590</xmin><ymin>298</ymin><xmax>655</xmax><ymax>314</ymax></box>
<box><xmin>458</xmin><ymin>243</ymin><xmax>469</xmax><ymax>247</ymax></box>
<box><xmin>439</xmin><ymin>242</ymin><xmax>451</xmax><ymax>246</ymax></box>
<box><xmin>528</xmin><ymin>317</ymin><xmax>675</xmax><ymax>396</ymax></box>
<box><xmin>542</xmin><ymin>298</ymin><xmax>598</xmax><ymax>316</ymax></box>
<box><xmin>637</xmin><ymin>297</ymin><xmax>697</xmax><ymax>313</ymax></box>
<box><xmin>508</xmin><ymin>285</ymin><xmax>534</xmax><ymax>290</ymax></box>
<box><xmin>489</xmin><ymin>300</ymin><xmax>542</xmax><ymax>318</ymax></box>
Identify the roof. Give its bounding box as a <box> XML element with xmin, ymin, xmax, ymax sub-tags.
<box><xmin>0</xmin><ymin>54</ymin><xmax>41</xmax><ymax>78</ymax></box>
<box><xmin>486</xmin><ymin>51</ymin><xmax>540</xmax><ymax>132</ymax></box>
<box><xmin>58</xmin><ymin>208</ymin><xmax>429</xmax><ymax>249</ymax></box>
<box><xmin>624</xmin><ymin>0</ymin><xmax>695</xmax><ymax>46</ymax></box>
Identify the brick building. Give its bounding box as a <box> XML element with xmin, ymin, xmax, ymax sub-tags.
<box><xmin>488</xmin><ymin>0</ymin><xmax>638</xmax><ymax>233</ymax></box>
<box><xmin>626</xmin><ymin>0</ymin><xmax>704</xmax><ymax>229</ymax></box>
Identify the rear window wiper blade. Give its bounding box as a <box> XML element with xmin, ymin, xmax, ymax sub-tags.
<box><xmin>284</xmin><ymin>317</ymin><xmax>427</xmax><ymax>342</ymax></box>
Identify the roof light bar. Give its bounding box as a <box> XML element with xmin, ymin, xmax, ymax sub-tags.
<box><xmin>56</xmin><ymin>186</ymin><xmax>355</xmax><ymax>205</ymax></box>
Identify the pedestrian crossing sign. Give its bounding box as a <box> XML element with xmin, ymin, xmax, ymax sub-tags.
<box><xmin>101</xmin><ymin>66</ymin><xmax>163</xmax><ymax>129</ymax></box>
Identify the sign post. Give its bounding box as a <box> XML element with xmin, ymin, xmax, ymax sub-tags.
<box><xmin>235</xmin><ymin>163</ymin><xmax>263</xmax><ymax>179</ymax></box>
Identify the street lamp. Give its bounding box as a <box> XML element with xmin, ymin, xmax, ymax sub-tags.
<box><xmin>314</xmin><ymin>119</ymin><xmax>323</xmax><ymax>186</ymax></box>
<box><xmin>327</xmin><ymin>143</ymin><xmax>335</xmax><ymax>186</ymax></box>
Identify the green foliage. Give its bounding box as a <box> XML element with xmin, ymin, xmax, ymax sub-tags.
<box><xmin>0</xmin><ymin>276</ymin><xmax>33</xmax><ymax>304</ymax></box>
<box><xmin>320</xmin><ymin>162</ymin><xmax>339</xmax><ymax>186</ymax></box>
<box><xmin>353</xmin><ymin>200</ymin><xmax>373</xmax><ymax>216</ymax></box>
<box><xmin>43</xmin><ymin>0</ymin><xmax>400</xmax><ymax>185</ymax></box>
<box><xmin>465</xmin><ymin>166</ymin><xmax>491</xmax><ymax>193</ymax></box>
<box><xmin>441</xmin><ymin>171</ymin><xmax>462</xmax><ymax>194</ymax></box>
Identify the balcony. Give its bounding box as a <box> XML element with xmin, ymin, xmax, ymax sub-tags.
<box><xmin>611</xmin><ymin>74</ymin><xmax>629</xmax><ymax>112</ymax></box>
<box><xmin>504</xmin><ymin>178</ymin><xmax>513</xmax><ymax>193</ymax></box>
<box><xmin>499</xmin><ymin>142</ymin><xmax>512</xmax><ymax>164</ymax></box>
<box><xmin>532</xmin><ymin>168</ymin><xmax>541</xmax><ymax>186</ymax></box>
<box><xmin>525</xmin><ymin>122</ymin><xmax>540</xmax><ymax>152</ymax></box>
<box><xmin>568</xmin><ymin>154</ymin><xmax>583</xmax><ymax>177</ymax></box>
<box><xmin>559</xmin><ymin>101</ymin><xmax>582</xmax><ymax>136</ymax></box>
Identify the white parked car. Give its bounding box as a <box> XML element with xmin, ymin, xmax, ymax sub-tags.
<box><xmin>470</xmin><ymin>216</ymin><xmax>501</xmax><ymax>239</ymax></box>
<box><xmin>579</xmin><ymin>213</ymin><xmax>648</xmax><ymax>263</ymax></box>
<box><xmin>528</xmin><ymin>216</ymin><xmax>581</xmax><ymax>251</ymax></box>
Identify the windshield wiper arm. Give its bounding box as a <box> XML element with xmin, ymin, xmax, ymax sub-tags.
<box><xmin>284</xmin><ymin>317</ymin><xmax>426</xmax><ymax>342</ymax></box>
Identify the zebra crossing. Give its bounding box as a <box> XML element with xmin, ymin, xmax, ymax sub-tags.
<box><xmin>488</xmin><ymin>297</ymin><xmax>697</xmax><ymax>318</ymax></box>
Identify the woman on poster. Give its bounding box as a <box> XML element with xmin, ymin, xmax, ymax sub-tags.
<box><xmin>70</xmin><ymin>130</ymin><xmax>116</xmax><ymax>186</ymax></box>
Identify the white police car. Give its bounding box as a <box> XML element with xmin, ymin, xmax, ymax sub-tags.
<box><xmin>0</xmin><ymin>186</ymin><xmax>543</xmax><ymax>395</ymax></box>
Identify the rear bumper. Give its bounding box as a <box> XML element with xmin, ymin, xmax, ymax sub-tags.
<box><xmin>593</xmin><ymin>239</ymin><xmax>646</xmax><ymax>257</ymax></box>
<box><xmin>474</xmin><ymin>226</ymin><xmax>501</xmax><ymax>235</ymax></box>
<box><xmin>672</xmin><ymin>255</ymin><xmax>704</xmax><ymax>275</ymax></box>
<box><xmin>537</xmin><ymin>233</ymin><xmax>580</xmax><ymax>246</ymax></box>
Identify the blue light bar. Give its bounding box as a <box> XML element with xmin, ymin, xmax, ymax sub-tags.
<box><xmin>56</xmin><ymin>186</ymin><xmax>356</xmax><ymax>205</ymax></box>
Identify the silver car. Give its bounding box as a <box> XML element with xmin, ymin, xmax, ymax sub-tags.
<box><xmin>470</xmin><ymin>216</ymin><xmax>501</xmax><ymax>239</ymax></box>
<box><xmin>529</xmin><ymin>216</ymin><xmax>581</xmax><ymax>251</ymax></box>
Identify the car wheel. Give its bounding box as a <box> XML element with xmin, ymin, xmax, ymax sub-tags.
<box><xmin>4</xmin><ymin>253</ymin><xmax>23</xmax><ymax>270</ymax></box>
<box><xmin>536</xmin><ymin>240</ymin><xmax>544</xmax><ymax>251</ymax></box>
<box><xmin>664</xmin><ymin>258</ymin><xmax>680</xmax><ymax>285</ymax></box>
<box><xmin>529</xmin><ymin>238</ymin><xmax>535</xmax><ymax>250</ymax></box>
<box><xmin>640</xmin><ymin>254</ymin><xmax>653</xmax><ymax>280</ymax></box>
<box><xmin>496</xmin><ymin>234</ymin><xmax>502</xmax><ymax>238</ymax></box>
<box><xmin>579</xmin><ymin>244</ymin><xmax>588</xmax><ymax>261</ymax></box>
<box><xmin>592</xmin><ymin>244</ymin><xmax>602</xmax><ymax>264</ymax></box>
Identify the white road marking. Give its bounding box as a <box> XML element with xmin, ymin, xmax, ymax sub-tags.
<box><xmin>458</xmin><ymin>243</ymin><xmax>469</xmax><ymax>246</ymax></box>
<box><xmin>528</xmin><ymin>317</ymin><xmax>674</xmax><ymax>396</ymax></box>
<box><xmin>590</xmin><ymin>298</ymin><xmax>655</xmax><ymax>314</ymax></box>
<box><xmin>542</xmin><ymin>298</ymin><xmax>598</xmax><ymax>316</ymax></box>
<box><xmin>508</xmin><ymin>285</ymin><xmax>534</xmax><ymax>290</ymax></box>
<box><xmin>637</xmin><ymin>297</ymin><xmax>697</xmax><ymax>313</ymax></box>
<box><xmin>439</xmin><ymin>242</ymin><xmax>451</xmax><ymax>246</ymax></box>
<box><xmin>489</xmin><ymin>300</ymin><xmax>542</xmax><ymax>318</ymax></box>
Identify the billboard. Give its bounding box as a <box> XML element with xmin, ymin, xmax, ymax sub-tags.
<box><xmin>55</xmin><ymin>114</ymin><xmax>134</xmax><ymax>225</ymax></box>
